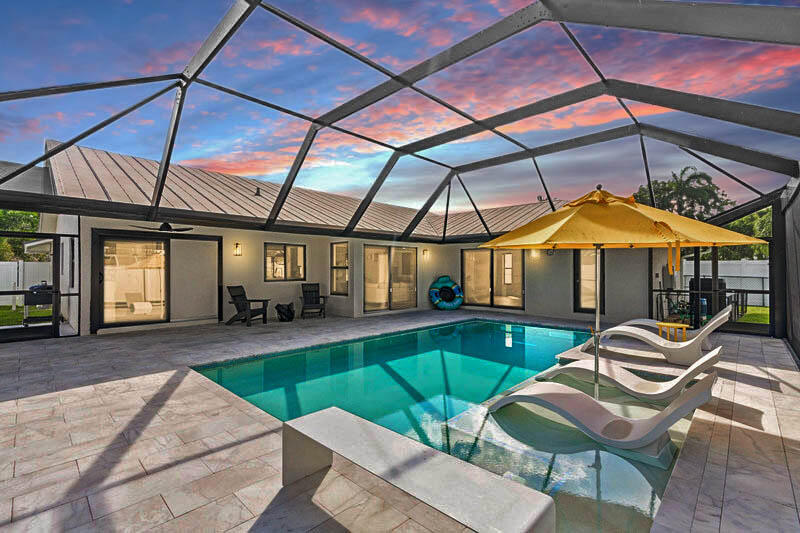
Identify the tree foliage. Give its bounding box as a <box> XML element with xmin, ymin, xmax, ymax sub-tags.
<box><xmin>0</xmin><ymin>210</ymin><xmax>46</xmax><ymax>261</ymax></box>
<box><xmin>633</xmin><ymin>166</ymin><xmax>734</xmax><ymax>220</ymax></box>
<box><xmin>718</xmin><ymin>208</ymin><xmax>771</xmax><ymax>260</ymax></box>
<box><xmin>634</xmin><ymin>167</ymin><xmax>769</xmax><ymax>260</ymax></box>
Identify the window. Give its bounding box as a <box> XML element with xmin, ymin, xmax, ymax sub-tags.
<box><xmin>264</xmin><ymin>243</ymin><xmax>306</xmax><ymax>281</ymax></box>
<box><xmin>461</xmin><ymin>249</ymin><xmax>524</xmax><ymax>308</ymax></box>
<box><xmin>503</xmin><ymin>253</ymin><xmax>513</xmax><ymax>285</ymax></box>
<box><xmin>574</xmin><ymin>249</ymin><xmax>605</xmax><ymax>313</ymax></box>
<box><xmin>330</xmin><ymin>242</ymin><xmax>349</xmax><ymax>295</ymax></box>
<box><xmin>363</xmin><ymin>245</ymin><xmax>417</xmax><ymax>312</ymax></box>
<box><xmin>102</xmin><ymin>239</ymin><xmax>167</xmax><ymax>325</ymax></box>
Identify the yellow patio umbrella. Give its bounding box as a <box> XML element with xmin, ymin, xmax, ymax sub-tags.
<box><xmin>480</xmin><ymin>185</ymin><xmax>766</xmax><ymax>397</ymax></box>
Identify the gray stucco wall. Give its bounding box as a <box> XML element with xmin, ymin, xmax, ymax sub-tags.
<box><xmin>447</xmin><ymin>245</ymin><xmax>650</xmax><ymax>325</ymax></box>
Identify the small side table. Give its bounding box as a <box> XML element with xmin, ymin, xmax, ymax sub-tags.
<box><xmin>656</xmin><ymin>321</ymin><xmax>689</xmax><ymax>341</ymax></box>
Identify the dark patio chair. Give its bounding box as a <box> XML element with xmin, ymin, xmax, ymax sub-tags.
<box><xmin>300</xmin><ymin>283</ymin><xmax>326</xmax><ymax>319</ymax></box>
<box><xmin>225</xmin><ymin>285</ymin><xmax>269</xmax><ymax>326</ymax></box>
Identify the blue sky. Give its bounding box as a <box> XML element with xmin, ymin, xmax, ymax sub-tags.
<box><xmin>1</xmin><ymin>0</ymin><xmax>799</xmax><ymax>213</ymax></box>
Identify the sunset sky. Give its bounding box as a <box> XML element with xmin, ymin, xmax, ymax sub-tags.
<box><xmin>1</xmin><ymin>0</ymin><xmax>799</xmax><ymax>214</ymax></box>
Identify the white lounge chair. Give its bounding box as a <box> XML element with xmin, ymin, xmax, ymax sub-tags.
<box><xmin>617</xmin><ymin>306</ymin><xmax>732</xmax><ymax>349</ymax></box>
<box><xmin>583</xmin><ymin>305</ymin><xmax>731</xmax><ymax>366</ymax></box>
<box><xmin>535</xmin><ymin>347</ymin><xmax>722</xmax><ymax>401</ymax></box>
<box><xmin>488</xmin><ymin>371</ymin><xmax>716</xmax><ymax>451</ymax></box>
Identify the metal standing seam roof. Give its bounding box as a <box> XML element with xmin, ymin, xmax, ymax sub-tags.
<box><xmin>44</xmin><ymin>140</ymin><xmax>558</xmax><ymax>238</ymax></box>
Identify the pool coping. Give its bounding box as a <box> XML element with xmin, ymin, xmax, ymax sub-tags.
<box><xmin>186</xmin><ymin>312</ymin><xmax>783</xmax><ymax>532</ymax></box>
<box><xmin>191</xmin><ymin>316</ymin><xmax>590</xmax><ymax>371</ymax></box>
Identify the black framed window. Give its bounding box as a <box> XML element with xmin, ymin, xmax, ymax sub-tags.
<box><xmin>461</xmin><ymin>249</ymin><xmax>524</xmax><ymax>309</ymax></box>
<box><xmin>264</xmin><ymin>243</ymin><xmax>306</xmax><ymax>281</ymax></box>
<box><xmin>573</xmin><ymin>249</ymin><xmax>605</xmax><ymax>313</ymax></box>
<box><xmin>330</xmin><ymin>242</ymin><xmax>349</xmax><ymax>296</ymax></box>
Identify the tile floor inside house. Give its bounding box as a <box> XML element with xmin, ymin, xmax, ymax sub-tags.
<box><xmin>0</xmin><ymin>310</ymin><xmax>797</xmax><ymax>532</ymax></box>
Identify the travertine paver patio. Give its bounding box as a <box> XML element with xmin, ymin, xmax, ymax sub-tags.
<box><xmin>651</xmin><ymin>332</ymin><xmax>800</xmax><ymax>533</ymax></box>
<box><xmin>0</xmin><ymin>310</ymin><xmax>796</xmax><ymax>532</ymax></box>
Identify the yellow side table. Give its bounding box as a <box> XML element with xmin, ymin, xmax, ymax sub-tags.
<box><xmin>656</xmin><ymin>321</ymin><xmax>689</xmax><ymax>341</ymax></box>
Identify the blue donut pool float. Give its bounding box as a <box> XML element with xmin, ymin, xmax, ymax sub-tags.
<box><xmin>429</xmin><ymin>275</ymin><xmax>464</xmax><ymax>310</ymax></box>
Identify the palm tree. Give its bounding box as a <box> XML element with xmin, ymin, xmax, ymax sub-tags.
<box><xmin>634</xmin><ymin>166</ymin><xmax>734</xmax><ymax>220</ymax></box>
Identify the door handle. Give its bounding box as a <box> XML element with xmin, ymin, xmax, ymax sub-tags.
<box><xmin>98</xmin><ymin>272</ymin><xmax>104</xmax><ymax>283</ymax></box>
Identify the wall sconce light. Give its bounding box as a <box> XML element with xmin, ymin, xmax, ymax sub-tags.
<box><xmin>233</xmin><ymin>242</ymin><xmax>242</xmax><ymax>256</ymax></box>
<box><xmin>422</xmin><ymin>249</ymin><xmax>429</xmax><ymax>259</ymax></box>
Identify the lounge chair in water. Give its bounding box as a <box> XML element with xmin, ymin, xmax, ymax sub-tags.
<box><xmin>536</xmin><ymin>347</ymin><xmax>721</xmax><ymax>401</ymax></box>
<box><xmin>488</xmin><ymin>371</ymin><xmax>716</xmax><ymax>467</ymax></box>
<box><xmin>582</xmin><ymin>305</ymin><xmax>731</xmax><ymax>366</ymax></box>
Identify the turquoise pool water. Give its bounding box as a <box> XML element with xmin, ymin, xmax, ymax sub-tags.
<box><xmin>196</xmin><ymin>320</ymin><xmax>680</xmax><ymax>531</ymax></box>
<box><xmin>196</xmin><ymin>320</ymin><xmax>588</xmax><ymax>450</ymax></box>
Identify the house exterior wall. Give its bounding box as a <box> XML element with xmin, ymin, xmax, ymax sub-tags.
<box><xmin>51</xmin><ymin>215</ymin><xmax>654</xmax><ymax>336</ymax></box>
<box><xmin>447</xmin><ymin>244</ymin><xmax>650</xmax><ymax>325</ymax></box>
<box><xmin>74</xmin><ymin>216</ymin><xmax>452</xmax><ymax>335</ymax></box>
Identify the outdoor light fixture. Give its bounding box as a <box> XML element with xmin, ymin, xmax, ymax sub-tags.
<box><xmin>422</xmin><ymin>249</ymin><xmax>429</xmax><ymax>259</ymax></box>
<box><xmin>234</xmin><ymin>242</ymin><xmax>242</xmax><ymax>256</ymax></box>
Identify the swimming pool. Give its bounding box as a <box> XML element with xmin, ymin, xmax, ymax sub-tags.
<box><xmin>196</xmin><ymin>320</ymin><xmax>586</xmax><ymax>448</ymax></box>
<box><xmin>196</xmin><ymin>320</ymin><xmax>681</xmax><ymax>531</ymax></box>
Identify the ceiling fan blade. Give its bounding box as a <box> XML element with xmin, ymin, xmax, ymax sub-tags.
<box><xmin>129</xmin><ymin>225</ymin><xmax>159</xmax><ymax>231</ymax></box>
<box><xmin>172</xmin><ymin>227</ymin><xmax>194</xmax><ymax>232</ymax></box>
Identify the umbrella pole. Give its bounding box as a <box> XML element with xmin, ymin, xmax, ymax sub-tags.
<box><xmin>594</xmin><ymin>244</ymin><xmax>601</xmax><ymax>400</ymax></box>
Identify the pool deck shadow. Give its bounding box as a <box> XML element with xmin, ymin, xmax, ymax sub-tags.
<box><xmin>0</xmin><ymin>310</ymin><xmax>797</xmax><ymax>532</ymax></box>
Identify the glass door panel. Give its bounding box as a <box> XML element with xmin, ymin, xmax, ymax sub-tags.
<box><xmin>462</xmin><ymin>249</ymin><xmax>491</xmax><ymax>305</ymax></box>
<box><xmin>578</xmin><ymin>249</ymin><xmax>597</xmax><ymax>311</ymax></box>
<box><xmin>390</xmin><ymin>247</ymin><xmax>417</xmax><ymax>310</ymax></box>
<box><xmin>364</xmin><ymin>245</ymin><xmax>389</xmax><ymax>312</ymax></box>
<box><xmin>574</xmin><ymin>249</ymin><xmax>604</xmax><ymax>313</ymax></box>
<box><xmin>102</xmin><ymin>239</ymin><xmax>167</xmax><ymax>325</ymax></box>
<box><xmin>493</xmin><ymin>250</ymin><xmax>524</xmax><ymax>308</ymax></box>
<box><xmin>0</xmin><ymin>234</ymin><xmax>60</xmax><ymax>341</ymax></box>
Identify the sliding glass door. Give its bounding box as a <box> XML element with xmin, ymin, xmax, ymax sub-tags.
<box><xmin>101</xmin><ymin>239</ymin><xmax>168</xmax><ymax>325</ymax></box>
<box><xmin>364</xmin><ymin>245</ymin><xmax>417</xmax><ymax>312</ymax></box>
<box><xmin>461</xmin><ymin>249</ymin><xmax>524</xmax><ymax>309</ymax></box>
<box><xmin>573</xmin><ymin>249</ymin><xmax>605</xmax><ymax>313</ymax></box>
<box><xmin>364</xmin><ymin>245</ymin><xmax>389</xmax><ymax>312</ymax></box>
<box><xmin>390</xmin><ymin>247</ymin><xmax>417</xmax><ymax>309</ymax></box>
<box><xmin>493</xmin><ymin>250</ymin><xmax>524</xmax><ymax>308</ymax></box>
<box><xmin>462</xmin><ymin>249</ymin><xmax>491</xmax><ymax>305</ymax></box>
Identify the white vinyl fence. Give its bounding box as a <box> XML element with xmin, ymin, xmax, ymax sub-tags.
<box><xmin>0</xmin><ymin>261</ymin><xmax>52</xmax><ymax>306</ymax></box>
<box><xmin>682</xmin><ymin>259</ymin><xmax>769</xmax><ymax>306</ymax></box>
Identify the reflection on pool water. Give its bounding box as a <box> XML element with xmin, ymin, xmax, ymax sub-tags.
<box><xmin>195</xmin><ymin>320</ymin><xmax>685</xmax><ymax>531</ymax></box>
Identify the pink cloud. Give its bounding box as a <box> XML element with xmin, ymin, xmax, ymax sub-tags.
<box><xmin>256</xmin><ymin>35</ymin><xmax>313</xmax><ymax>56</ymax></box>
<box><xmin>344</xmin><ymin>6</ymin><xmax>420</xmax><ymax>38</ymax></box>
<box><xmin>136</xmin><ymin>41</ymin><xmax>199</xmax><ymax>75</ymax></box>
<box><xmin>586</xmin><ymin>31</ymin><xmax>800</xmax><ymax>99</ymax></box>
<box><xmin>487</xmin><ymin>0</ymin><xmax>532</xmax><ymax>16</ymax></box>
<box><xmin>179</xmin><ymin>151</ymin><xmax>297</xmax><ymax>177</ymax></box>
<box><xmin>336</xmin><ymin>89</ymin><xmax>471</xmax><ymax>145</ymax></box>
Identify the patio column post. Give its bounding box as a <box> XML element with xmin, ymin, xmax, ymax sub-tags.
<box><xmin>594</xmin><ymin>243</ymin><xmax>601</xmax><ymax>400</ymax></box>
<box><xmin>772</xmin><ymin>197</ymin><xmax>787</xmax><ymax>337</ymax></box>
<box><xmin>711</xmin><ymin>247</ymin><xmax>719</xmax><ymax>315</ymax></box>
<box><xmin>693</xmin><ymin>248</ymin><xmax>702</xmax><ymax>329</ymax></box>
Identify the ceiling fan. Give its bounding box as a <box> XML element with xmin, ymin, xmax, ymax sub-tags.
<box><xmin>129</xmin><ymin>222</ymin><xmax>193</xmax><ymax>232</ymax></box>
